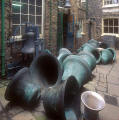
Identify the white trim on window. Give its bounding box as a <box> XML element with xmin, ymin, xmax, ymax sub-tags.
<box><xmin>41</xmin><ymin>0</ymin><xmax>45</xmax><ymax>38</ymax></box>
<box><xmin>102</xmin><ymin>18</ymin><xmax>119</xmax><ymax>37</ymax></box>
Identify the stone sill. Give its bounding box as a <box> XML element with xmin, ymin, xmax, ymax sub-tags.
<box><xmin>11</xmin><ymin>34</ymin><xmax>43</xmax><ymax>42</ymax></box>
<box><xmin>81</xmin><ymin>32</ymin><xmax>85</xmax><ymax>35</ymax></box>
<box><xmin>101</xmin><ymin>33</ymin><xmax>119</xmax><ymax>38</ymax></box>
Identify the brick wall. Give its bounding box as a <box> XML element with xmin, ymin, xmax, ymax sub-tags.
<box><xmin>69</xmin><ymin>0</ymin><xmax>88</xmax><ymax>49</ymax></box>
<box><xmin>88</xmin><ymin>0</ymin><xmax>103</xmax><ymax>40</ymax></box>
<box><xmin>0</xmin><ymin>0</ymin><xmax>58</xmax><ymax>75</ymax></box>
<box><xmin>88</xmin><ymin>0</ymin><xmax>119</xmax><ymax>42</ymax></box>
<box><xmin>44</xmin><ymin>0</ymin><xmax>58</xmax><ymax>55</ymax></box>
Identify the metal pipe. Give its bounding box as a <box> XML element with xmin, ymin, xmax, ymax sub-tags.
<box><xmin>1</xmin><ymin>0</ymin><xmax>5</xmax><ymax>77</ymax></box>
<box><xmin>86</xmin><ymin>0</ymin><xmax>88</xmax><ymax>19</ymax></box>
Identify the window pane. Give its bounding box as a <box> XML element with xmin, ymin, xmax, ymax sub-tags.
<box><xmin>21</xmin><ymin>4</ymin><xmax>28</xmax><ymax>14</ymax></box>
<box><xmin>36</xmin><ymin>16</ymin><xmax>42</xmax><ymax>25</ymax></box>
<box><xmin>104</xmin><ymin>27</ymin><xmax>108</xmax><ymax>33</ymax></box>
<box><xmin>114</xmin><ymin>19</ymin><xmax>118</xmax><ymax>26</ymax></box>
<box><xmin>21</xmin><ymin>25</ymin><xmax>25</xmax><ymax>35</ymax></box>
<box><xmin>21</xmin><ymin>0</ymin><xmax>28</xmax><ymax>4</ymax></box>
<box><xmin>36</xmin><ymin>7</ymin><xmax>42</xmax><ymax>15</ymax></box>
<box><xmin>29</xmin><ymin>5</ymin><xmax>35</xmax><ymax>15</ymax></box>
<box><xmin>112</xmin><ymin>0</ymin><xmax>118</xmax><ymax>4</ymax></box>
<box><xmin>114</xmin><ymin>27</ymin><xmax>118</xmax><ymax>33</ymax></box>
<box><xmin>109</xmin><ymin>27</ymin><xmax>113</xmax><ymax>33</ymax></box>
<box><xmin>12</xmin><ymin>25</ymin><xmax>20</xmax><ymax>36</ymax></box>
<box><xmin>109</xmin><ymin>19</ymin><xmax>113</xmax><ymax>26</ymax></box>
<box><xmin>21</xmin><ymin>15</ymin><xmax>28</xmax><ymax>23</ymax></box>
<box><xmin>29</xmin><ymin>15</ymin><xmax>35</xmax><ymax>24</ymax></box>
<box><xmin>104</xmin><ymin>19</ymin><xmax>108</xmax><ymax>26</ymax></box>
<box><xmin>12</xmin><ymin>4</ymin><xmax>20</xmax><ymax>13</ymax></box>
<box><xmin>29</xmin><ymin>0</ymin><xmax>35</xmax><ymax>5</ymax></box>
<box><xmin>12</xmin><ymin>14</ymin><xmax>20</xmax><ymax>24</ymax></box>
<box><xmin>36</xmin><ymin>0</ymin><xmax>42</xmax><ymax>6</ymax></box>
<box><xmin>38</xmin><ymin>26</ymin><xmax>41</xmax><ymax>33</ymax></box>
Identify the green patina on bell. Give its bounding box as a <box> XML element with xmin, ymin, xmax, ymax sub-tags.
<box><xmin>5</xmin><ymin>51</ymin><xmax>62</xmax><ymax>108</ymax></box>
<box><xmin>100</xmin><ymin>48</ymin><xmax>116</xmax><ymax>64</ymax></box>
<box><xmin>42</xmin><ymin>76</ymin><xmax>79</xmax><ymax>120</ymax></box>
<box><xmin>57</xmin><ymin>48</ymin><xmax>72</xmax><ymax>69</ymax></box>
<box><xmin>62</xmin><ymin>55</ymin><xmax>91</xmax><ymax>88</ymax></box>
<box><xmin>88</xmin><ymin>39</ymin><xmax>99</xmax><ymax>48</ymax></box>
<box><xmin>5</xmin><ymin>67</ymin><xmax>41</xmax><ymax>108</ymax></box>
<box><xmin>77</xmin><ymin>43</ymin><xmax>101</xmax><ymax>64</ymax></box>
<box><xmin>78</xmin><ymin>51</ymin><xmax>96</xmax><ymax>71</ymax></box>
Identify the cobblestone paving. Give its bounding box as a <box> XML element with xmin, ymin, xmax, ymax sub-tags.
<box><xmin>0</xmin><ymin>51</ymin><xmax>119</xmax><ymax>120</ymax></box>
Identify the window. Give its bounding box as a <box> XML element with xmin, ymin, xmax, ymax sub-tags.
<box><xmin>104</xmin><ymin>0</ymin><xmax>119</xmax><ymax>5</ymax></box>
<box><xmin>103</xmin><ymin>18</ymin><xmax>119</xmax><ymax>35</ymax></box>
<box><xmin>76</xmin><ymin>20</ymin><xmax>84</xmax><ymax>38</ymax></box>
<box><xmin>12</xmin><ymin>0</ymin><xmax>44</xmax><ymax>36</ymax></box>
<box><xmin>81</xmin><ymin>0</ymin><xmax>86</xmax><ymax>2</ymax></box>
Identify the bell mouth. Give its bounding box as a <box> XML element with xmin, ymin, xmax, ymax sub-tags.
<box><xmin>62</xmin><ymin>76</ymin><xmax>79</xmax><ymax>120</ymax></box>
<box><xmin>81</xmin><ymin>91</ymin><xmax>105</xmax><ymax>111</ymax></box>
<box><xmin>64</xmin><ymin>76</ymin><xmax>79</xmax><ymax>108</ymax></box>
<box><xmin>30</xmin><ymin>52</ymin><xmax>62</xmax><ymax>87</ymax></box>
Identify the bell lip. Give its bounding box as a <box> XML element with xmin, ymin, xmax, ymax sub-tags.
<box><xmin>107</xmin><ymin>48</ymin><xmax>116</xmax><ymax>61</ymax></box>
<box><xmin>29</xmin><ymin>51</ymin><xmax>62</xmax><ymax>88</ymax></box>
<box><xmin>81</xmin><ymin>91</ymin><xmax>105</xmax><ymax>111</ymax></box>
<box><xmin>62</xmin><ymin>76</ymin><xmax>80</xmax><ymax>119</ymax></box>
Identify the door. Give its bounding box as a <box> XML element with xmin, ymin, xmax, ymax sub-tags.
<box><xmin>65</xmin><ymin>15</ymin><xmax>74</xmax><ymax>50</ymax></box>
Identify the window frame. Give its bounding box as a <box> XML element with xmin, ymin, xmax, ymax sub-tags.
<box><xmin>102</xmin><ymin>18</ymin><xmax>119</xmax><ymax>37</ymax></box>
<box><xmin>102</xmin><ymin>0</ymin><xmax>119</xmax><ymax>7</ymax></box>
<box><xmin>11</xmin><ymin>0</ymin><xmax>45</xmax><ymax>40</ymax></box>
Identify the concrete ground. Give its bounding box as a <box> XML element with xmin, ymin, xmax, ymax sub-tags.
<box><xmin>0</xmin><ymin>51</ymin><xmax>119</xmax><ymax>120</ymax></box>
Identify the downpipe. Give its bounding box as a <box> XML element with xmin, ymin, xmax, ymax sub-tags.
<box><xmin>1</xmin><ymin>0</ymin><xmax>5</xmax><ymax>77</ymax></box>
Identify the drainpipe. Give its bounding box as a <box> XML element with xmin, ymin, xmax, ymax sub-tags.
<box><xmin>1</xmin><ymin>0</ymin><xmax>5</xmax><ymax>77</ymax></box>
<box><xmin>86</xmin><ymin>0</ymin><xmax>88</xmax><ymax>19</ymax></box>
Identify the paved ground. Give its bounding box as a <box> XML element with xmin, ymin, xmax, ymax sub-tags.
<box><xmin>0</xmin><ymin>51</ymin><xmax>119</xmax><ymax>120</ymax></box>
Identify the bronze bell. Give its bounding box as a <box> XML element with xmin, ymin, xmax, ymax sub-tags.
<box><xmin>21</xmin><ymin>30</ymin><xmax>41</xmax><ymax>54</ymax></box>
<box><xmin>5</xmin><ymin>51</ymin><xmax>62</xmax><ymax>108</ymax></box>
<box><xmin>42</xmin><ymin>76</ymin><xmax>80</xmax><ymax>120</ymax></box>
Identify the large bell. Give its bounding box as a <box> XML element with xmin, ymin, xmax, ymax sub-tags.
<box><xmin>5</xmin><ymin>67</ymin><xmax>41</xmax><ymax>108</ymax></box>
<box><xmin>5</xmin><ymin>51</ymin><xmax>62</xmax><ymax>108</ymax></box>
<box><xmin>62</xmin><ymin>55</ymin><xmax>91</xmax><ymax>88</ymax></box>
<box><xmin>30</xmin><ymin>51</ymin><xmax>62</xmax><ymax>88</ymax></box>
<box><xmin>42</xmin><ymin>76</ymin><xmax>79</xmax><ymax>120</ymax></box>
<box><xmin>21</xmin><ymin>30</ymin><xmax>41</xmax><ymax>54</ymax></box>
<box><xmin>64</xmin><ymin>0</ymin><xmax>71</xmax><ymax>8</ymax></box>
<box><xmin>100</xmin><ymin>48</ymin><xmax>116</xmax><ymax>64</ymax></box>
